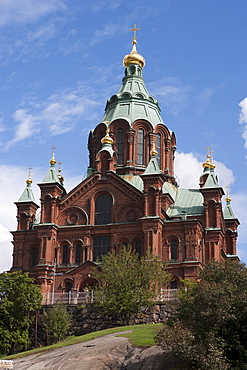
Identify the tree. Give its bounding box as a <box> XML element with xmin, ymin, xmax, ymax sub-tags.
<box><xmin>92</xmin><ymin>246</ymin><xmax>171</xmax><ymax>325</ymax></box>
<box><xmin>43</xmin><ymin>304</ymin><xmax>71</xmax><ymax>344</ymax></box>
<box><xmin>0</xmin><ymin>271</ymin><xmax>42</xmax><ymax>355</ymax></box>
<box><xmin>157</xmin><ymin>261</ymin><xmax>247</xmax><ymax>369</ymax></box>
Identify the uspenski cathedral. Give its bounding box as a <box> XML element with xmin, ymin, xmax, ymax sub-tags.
<box><xmin>11</xmin><ymin>27</ymin><xmax>239</xmax><ymax>297</ymax></box>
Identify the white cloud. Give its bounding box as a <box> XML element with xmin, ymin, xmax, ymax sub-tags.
<box><xmin>149</xmin><ymin>78</ymin><xmax>191</xmax><ymax>116</ymax></box>
<box><xmin>0</xmin><ymin>0</ymin><xmax>66</xmax><ymax>26</ymax></box>
<box><xmin>175</xmin><ymin>152</ymin><xmax>235</xmax><ymax>190</ymax></box>
<box><xmin>239</xmin><ymin>97</ymin><xmax>247</xmax><ymax>148</ymax></box>
<box><xmin>0</xmin><ymin>162</ymin><xmax>83</xmax><ymax>273</ymax></box>
<box><xmin>4</xmin><ymin>85</ymin><xmax>102</xmax><ymax>148</ymax></box>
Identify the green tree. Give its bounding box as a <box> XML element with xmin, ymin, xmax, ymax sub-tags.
<box><xmin>0</xmin><ymin>271</ymin><xmax>42</xmax><ymax>355</ymax></box>
<box><xmin>157</xmin><ymin>261</ymin><xmax>247</xmax><ymax>370</ymax></box>
<box><xmin>42</xmin><ymin>304</ymin><xmax>71</xmax><ymax>344</ymax></box>
<box><xmin>92</xmin><ymin>246</ymin><xmax>171</xmax><ymax>325</ymax></box>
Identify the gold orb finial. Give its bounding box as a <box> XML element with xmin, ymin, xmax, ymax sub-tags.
<box><xmin>123</xmin><ymin>24</ymin><xmax>145</xmax><ymax>68</ymax></box>
<box><xmin>150</xmin><ymin>142</ymin><xmax>158</xmax><ymax>157</ymax></box>
<box><xmin>50</xmin><ymin>146</ymin><xmax>56</xmax><ymax>165</ymax></box>
<box><xmin>57</xmin><ymin>161</ymin><xmax>64</xmax><ymax>183</ymax></box>
<box><xmin>202</xmin><ymin>147</ymin><xmax>215</xmax><ymax>169</ymax></box>
<box><xmin>226</xmin><ymin>186</ymin><xmax>232</xmax><ymax>203</ymax></box>
<box><xmin>26</xmin><ymin>167</ymin><xmax>32</xmax><ymax>185</ymax></box>
<box><xmin>101</xmin><ymin>121</ymin><xmax>114</xmax><ymax>145</ymax></box>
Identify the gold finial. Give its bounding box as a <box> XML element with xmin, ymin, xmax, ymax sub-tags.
<box><xmin>202</xmin><ymin>147</ymin><xmax>215</xmax><ymax>169</ymax></box>
<box><xmin>226</xmin><ymin>186</ymin><xmax>232</xmax><ymax>203</ymax></box>
<box><xmin>26</xmin><ymin>167</ymin><xmax>32</xmax><ymax>185</ymax></box>
<box><xmin>130</xmin><ymin>24</ymin><xmax>140</xmax><ymax>41</ymax></box>
<box><xmin>123</xmin><ymin>24</ymin><xmax>145</xmax><ymax>68</ymax></box>
<box><xmin>150</xmin><ymin>142</ymin><xmax>158</xmax><ymax>157</ymax></box>
<box><xmin>50</xmin><ymin>146</ymin><xmax>56</xmax><ymax>165</ymax></box>
<box><xmin>57</xmin><ymin>161</ymin><xmax>64</xmax><ymax>183</ymax></box>
<box><xmin>101</xmin><ymin>121</ymin><xmax>114</xmax><ymax>145</ymax></box>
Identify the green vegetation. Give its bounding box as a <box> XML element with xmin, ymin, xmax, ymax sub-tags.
<box><xmin>0</xmin><ymin>271</ymin><xmax>42</xmax><ymax>356</ymax></box>
<box><xmin>2</xmin><ymin>323</ymin><xmax>162</xmax><ymax>360</ymax></box>
<box><xmin>157</xmin><ymin>261</ymin><xmax>247</xmax><ymax>370</ymax></box>
<box><xmin>92</xmin><ymin>246</ymin><xmax>171</xmax><ymax>324</ymax></box>
<box><xmin>42</xmin><ymin>304</ymin><xmax>71</xmax><ymax>344</ymax></box>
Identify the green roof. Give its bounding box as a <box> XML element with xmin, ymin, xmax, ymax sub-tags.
<box><xmin>41</xmin><ymin>164</ymin><xmax>60</xmax><ymax>184</ymax></box>
<box><xmin>223</xmin><ymin>202</ymin><xmax>236</xmax><ymax>219</ymax></box>
<box><xmin>17</xmin><ymin>183</ymin><xmax>37</xmax><ymax>204</ymax></box>
<box><xmin>167</xmin><ymin>188</ymin><xmax>204</xmax><ymax>217</ymax></box>
<box><xmin>101</xmin><ymin>63</ymin><xmax>168</xmax><ymax>130</ymax></box>
<box><xmin>142</xmin><ymin>156</ymin><xmax>161</xmax><ymax>175</ymax></box>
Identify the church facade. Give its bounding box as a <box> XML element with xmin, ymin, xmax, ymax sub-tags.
<box><xmin>11</xmin><ymin>34</ymin><xmax>239</xmax><ymax>296</ymax></box>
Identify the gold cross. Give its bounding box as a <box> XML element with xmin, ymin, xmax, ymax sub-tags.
<box><xmin>130</xmin><ymin>24</ymin><xmax>140</xmax><ymax>40</ymax></box>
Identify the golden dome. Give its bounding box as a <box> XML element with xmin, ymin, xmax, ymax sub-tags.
<box><xmin>123</xmin><ymin>40</ymin><xmax>145</xmax><ymax>68</ymax></box>
<box><xmin>101</xmin><ymin>127</ymin><xmax>114</xmax><ymax>145</ymax></box>
<box><xmin>50</xmin><ymin>148</ymin><xmax>56</xmax><ymax>165</ymax></box>
<box><xmin>26</xmin><ymin>168</ymin><xmax>32</xmax><ymax>185</ymax></box>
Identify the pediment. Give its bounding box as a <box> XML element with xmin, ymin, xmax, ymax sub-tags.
<box><xmin>65</xmin><ymin>260</ymin><xmax>99</xmax><ymax>276</ymax></box>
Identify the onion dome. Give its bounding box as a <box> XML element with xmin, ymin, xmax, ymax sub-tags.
<box><xmin>101</xmin><ymin>122</ymin><xmax>114</xmax><ymax>145</ymax></box>
<box><xmin>50</xmin><ymin>147</ymin><xmax>56</xmax><ymax>165</ymax></box>
<box><xmin>202</xmin><ymin>148</ymin><xmax>215</xmax><ymax>169</ymax></box>
<box><xmin>57</xmin><ymin>162</ymin><xmax>64</xmax><ymax>185</ymax></box>
<box><xmin>123</xmin><ymin>39</ymin><xmax>145</xmax><ymax>68</ymax></box>
<box><xmin>26</xmin><ymin>168</ymin><xmax>32</xmax><ymax>185</ymax></box>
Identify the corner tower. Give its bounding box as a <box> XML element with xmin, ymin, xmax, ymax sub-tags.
<box><xmin>88</xmin><ymin>26</ymin><xmax>177</xmax><ymax>184</ymax></box>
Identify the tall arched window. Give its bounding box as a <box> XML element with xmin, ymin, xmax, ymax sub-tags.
<box><xmin>62</xmin><ymin>245</ymin><xmax>69</xmax><ymax>264</ymax></box>
<box><xmin>208</xmin><ymin>200</ymin><xmax>217</xmax><ymax>228</ymax></box>
<box><xmin>135</xmin><ymin>240</ymin><xmax>142</xmax><ymax>256</ymax></box>
<box><xmin>156</xmin><ymin>133</ymin><xmax>161</xmax><ymax>167</ymax></box>
<box><xmin>137</xmin><ymin>129</ymin><xmax>144</xmax><ymax>165</ymax></box>
<box><xmin>95</xmin><ymin>194</ymin><xmax>112</xmax><ymax>225</ymax></box>
<box><xmin>117</xmin><ymin>128</ymin><xmax>124</xmax><ymax>164</ymax></box>
<box><xmin>171</xmin><ymin>239</ymin><xmax>178</xmax><ymax>260</ymax></box>
<box><xmin>75</xmin><ymin>244</ymin><xmax>81</xmax><ymax>264</ymax></box>
<box><xmin>31</xmin><ymin>247</ymin><xmax>38</xmax><ymax>266</ymax></box>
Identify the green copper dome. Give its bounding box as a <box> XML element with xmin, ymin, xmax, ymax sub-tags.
<box><xmin>101</xmin><ymin>44</ymin><xmax>164</xmax><ymax>128</ymax></box>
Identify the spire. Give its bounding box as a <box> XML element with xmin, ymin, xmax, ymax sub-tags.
<box><xmin>123</xmin><ymin>24</ymin><xmax>145</xmax><ymax>68</ymax></box>
<box><xmin>98</xmin><ymin>121</ymin><xmax>115</xmax><ymax>157</ymax></box>
<box><xmin>16</xmin><ymin>168</ymin><xmax>37</xmax><ymax>203</ymax></box>
<box><xmin>102</xmin><ymin>26</ymin><xmax>164</xmax><ymax>128</ymax></box>
<box><xmin>41</xmin><ymin>147</ymin><xmax>60</xmax><ymax>183</ymax></box>
<box><xmin>200</xmin><ymin>147</ymin><xmax>219</xmax><ymax>188</ymax></box>
<box><xmin>57</xmin><ymin>161</ymin><xmax>64</xmax><ymax>186</ymax></box>
<box><xmin>224</xmin><ymin>187</ymin><xmax>236</xmax><ymax>219</ymax></box>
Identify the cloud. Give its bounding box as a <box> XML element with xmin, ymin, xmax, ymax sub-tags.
<box><xmin>175</xmin><ymin>152</ymin><xmax>235</xmax><ymax>190</ymax></box>
<box><xmin>0</xmin><ymin>0</ymin><xmax>66</xmax><ymax>27</ymax></box>
<box><xmin>148</xmin><ymin>78</ymin><xmax>191</xmax><ymax>116</ymax></box>
<box><xmin>90</xmin><ymin>24</ymin><xmax>120</xmax><ymax>46</ymax></box>
<box><xmin>239</xmin><ymin>97</ymin><xmax>247</xmax><ymax>149</ymax></box>
<box><xmin>4</xmin><ymin>85</ymin><xmax>102</xmax><ymax>148</ymax></box>
<box><xmin>0</xmin><ymin>163</ymin><xmax>83</xmax><ymax>273</ymax></box>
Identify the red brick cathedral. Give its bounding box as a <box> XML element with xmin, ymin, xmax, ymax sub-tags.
<box><xmin>11</xmin><ymin>34</ymin><xmax>239</xmax><ymax>295</ymax></box>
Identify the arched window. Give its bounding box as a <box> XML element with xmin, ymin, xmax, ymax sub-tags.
<box><xmin>135</xmin><ymin>240</ymin><xmax>142</xmax><ymax>257</ymax></box>
<box><xmin>117</xmin><ymin>128</ymin><xmax>124</xmax><ymax>164</ymax></box>
<box><xmin>171</xmin><ymin>239</ymin><xmax>178</xmax><ymax>260</ymax></box>
<box><xmin>95</xmin><ymin>194</ymin><xmax>112</xmax><ymax>225</ymax></box>
<box><xmin>156</xmin><ymin>133</ymin><xmax>161</xmax><ymax>167</ymax></box>
<box><xmin>62</xmin><ymin>245</ymin><xmax>69</xmax><ymax>264</ymax></box>
<box><xmin>75</xmin><ymin>244</ymin><xmax>81</xmax><ymax>264</ymax></box>
<box><xmin>137</xmin><ymin>129</ymin><xmax>144</xmax><ymax>165</ymax></box>
<box><xmin>31</xmin><ymin>247</ymin><xmax>38</xmax><ymax>266</ymax></box>
<box><xmin>65</xmin><ymin>281</ymin><xmax>73</xmax><ymax>292</ymax></box>
<box><xmin>208</xmin><ymin>200</ymin><xmax>217</xmax><ymax>228</ymax></box>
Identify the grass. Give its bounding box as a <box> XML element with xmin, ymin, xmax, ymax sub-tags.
<box><xmin>2</xmin><ymin>323</ymin><xmax>163</xmax><ymax>360</ymax></box>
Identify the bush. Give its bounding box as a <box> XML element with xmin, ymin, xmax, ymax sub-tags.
<box><xmin>43</xmin><ymin>304</ymin><xmax>71</xmax><ymax>344</ymax></box>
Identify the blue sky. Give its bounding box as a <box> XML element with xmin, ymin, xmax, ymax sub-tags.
<box><xmin>1</xmin><ymin>0</ymin><xmax>247</xmax><ymax>271</ymax></box>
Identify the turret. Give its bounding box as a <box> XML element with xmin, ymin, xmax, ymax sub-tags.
<box><xmin>15</xmin><ymin>169</ymin><xmax>39</xmax><ymax>230</ymax></box>
<box><xmin>37</xmin><ymin>149</ymin><xmax>66</xmax><ymax>224</ymax></box>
